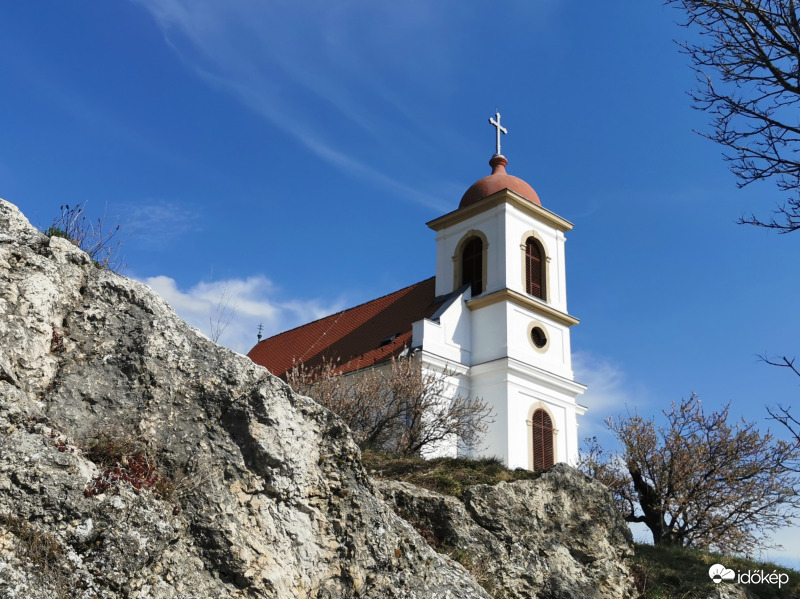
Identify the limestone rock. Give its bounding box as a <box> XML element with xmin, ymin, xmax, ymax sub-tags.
<box><xmin>706</xmin><ymin>585</ymin><xmax>761</xmax><ymax>599</ymax></box>
<box><xmin>0</xmin><ymin>198</ymin><xmax>490</xmax><ymax>598</ymax></box>
<box><xmin>376</xmin><ymin>465</ymin><xmax>637</xmax><ymax>599</ymax></box>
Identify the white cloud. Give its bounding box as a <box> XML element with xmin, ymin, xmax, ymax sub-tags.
<box><xmin>573</xmin><ymin>350</ymin><xmax>646</xmax><ymax>439</ymax></box>
<box><xmin>139</xmin><ymin>274</ymin><xmax>346</xmax><ymax>354</ymax></box>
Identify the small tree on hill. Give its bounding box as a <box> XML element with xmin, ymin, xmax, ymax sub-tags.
<box><xmin>580</xmin><ymin>394</ymin><xmax>800</xmax><ymax>553</ymax></box>
<box><xmin>287</xmin><ymin>356</ymin><xmax>494</xmax><ymax>457</ymax></box>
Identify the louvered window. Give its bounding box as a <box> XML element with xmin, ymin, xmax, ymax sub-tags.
<box><xmin>462</xmin><ymin>237</ymin><xmax>483</xmax><ymax>296</ymax></box>
<box><xmin>525</xmin><ymin>238</ymin><xmax>544</xmax><ymax>299</ymax></box>
<box><xmin>531</xmin><ymin>409</ymin><xmax>554</xmax><ymax>470</ymax></box>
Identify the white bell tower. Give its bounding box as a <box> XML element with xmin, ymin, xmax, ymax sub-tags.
<box><xmin>424</xmin><ymin>114</ymin><xmax>587</xmax><ymax>469</ymax></box>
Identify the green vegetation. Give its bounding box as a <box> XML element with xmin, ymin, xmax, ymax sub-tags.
<box><xmin>361</xmin><ymin>449</ymin><xmax>540</xmax><ymax>498</ymax></box>
<box><xmin>632</xmin><ymin>543</ymin><xmax>800</xmax><ymax>599</ymax></box>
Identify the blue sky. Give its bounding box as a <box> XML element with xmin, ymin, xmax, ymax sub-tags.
<box><xmin>3</xmin><ymin>1</ymin><xmax>800</xmax><ymax>565</ymax></box>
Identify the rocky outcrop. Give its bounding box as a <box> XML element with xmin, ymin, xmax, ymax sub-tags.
<box><xmin>0</xmin><ymin>199</ymin><xmax>490</xmax><ymax>598</ymax></box>
<box><xmin>376</xmin><ymin>467</ymin><xmax>636</xmax><ymax>599</ymax></box>
<box><xmin>0</xmin><ymin>198</ymin><xmax>636</xmax><ymax>598</ymax></box>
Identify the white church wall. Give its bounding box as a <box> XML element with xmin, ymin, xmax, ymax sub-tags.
<box><xmin>433</xmin><ymin>205</ymin><xmax>505</xmax><ymax>297</ymax></box>
<box><xmin>503</xmin><ymin>203</ymin><xmax>568</xmax><ymax>312</ymax></box>
<box><xmin>412</xmin><ymin>289</ymin><xmax>472</xmax><ymax>366</ymax></box>
<box><xmin>469</xmin><ymin>367</ymin><xmax>510</xmax><ymax>464</ymax></box>
<box><xmin>468</xmin><ymin>357</ymin><xmax>584</xmax><ymax>469</ymax></box>
<box><xmin>417</xmin><ymin>356</ymin><xmax>472</xmax><ymax>460</ymax></box>
<box><xmin>506</xmin><ymin>304</ymin><xmax>573</xmax><ymax>379</ymax></box>
<box><xmin>469</xmin><ymin>301</ymin><xmax>508</xmax><ymax>365</ymax></box>
<box><xmin>504</xmin><ymin>389</ymin><xmax>565</xmax><ymax>470</ymax></box>
<box><xmin>507</xmin><ymin>366</ymin><xmax>586</xmax><ymax>466</ymax></box>
<box><xmin>514</xmin><ymin>390</ymin><xmax>568</xmax><ymax>469</ymax></box>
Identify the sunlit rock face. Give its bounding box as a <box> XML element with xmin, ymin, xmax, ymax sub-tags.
<box><xmin>0</xmin><ymin>198</ymin><xmax>636</xmax><ymax>599</ymax></box>
<box><xmin>376</xmin><ymin>465</ymin><xmax>637</xmax><ymax>599</ymax></box>
<box><xmin>0</xmin><ymin>198</ymin><xmax>490</xmax><ymax>599</ymax></box>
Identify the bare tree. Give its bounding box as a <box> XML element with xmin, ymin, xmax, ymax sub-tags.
<box><xmin>209</xmin><ymin>282</ymin><xmax>237</xmax><ymax>344</ymax></box>
<box><xmin>580</xmin><ymin>394</ymin><xmax>800</xmax><ymax>553</ymax></box>
<box><xmin>764</xmin><ymin>355</ymin><xmax>800</xmax><ymax>456</ymax></box>
<box><xmin>287</xmin><ymin>355</ymin><xmax>494</xmax><ymax>457</ymax></box>
<box><xmin>667</xmin><ymin>0</ymin><xmax>800</xmax><ymax>232</ymax></box>
<box><xmin>45</xmin><ymin>202</ymin><xmax>125</xmax><ymax>271</ymax></box>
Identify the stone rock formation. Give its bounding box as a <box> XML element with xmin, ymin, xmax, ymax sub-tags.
<box><xmin>376</xmin><ymin>467</ymin><xmax>635</xmax><ymax>599</ymax></box>
<box><xmin>0</xmin><ymin>198</ymin><xmax>635</xmax><ymax>598</ymax></box>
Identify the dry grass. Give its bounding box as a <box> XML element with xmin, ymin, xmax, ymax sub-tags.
<box><xmin>81</xmin><ymin>428</ymin><xmax>175</xmax><ymax>503</ymax></box>
<box><xmin>0</xmin><ymin>512</ymin><xmax>70</xmax><ymax>597</ymax></box>
<box><xmin>632</xmin><ymin>543</ymin><xmax>800</xmax><ymax>599</ymax></box>
<box><xmin>361</xmin><ymin>449</ymin><xmax>540</xmax><ymax>498</ymax></box>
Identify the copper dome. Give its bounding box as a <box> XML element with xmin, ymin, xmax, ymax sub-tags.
<box><xmin>459</xmin><ymin>155</ymin><xmax>540</xmax><ymax>208</ymax></box>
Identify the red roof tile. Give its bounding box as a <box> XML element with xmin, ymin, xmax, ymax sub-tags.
<box><xmin>247</xmin><ymin>277</ymin><xmax>439</xmax><ymax>378</ymax></box>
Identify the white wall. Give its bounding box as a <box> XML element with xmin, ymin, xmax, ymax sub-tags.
<box><xmin>424</xmin><ymin>192</ymin><xmax>585</xmax><ymax>469</ymax></box>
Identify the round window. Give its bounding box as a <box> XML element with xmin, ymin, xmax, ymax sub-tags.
<box><xmin>531</xmin><ymin>326</ymin><xmax>547</xmax><ymax>349</ymax></box>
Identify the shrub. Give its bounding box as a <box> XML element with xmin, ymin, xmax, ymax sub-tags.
<box><xmin>288</xmin><ymin>356</ymin><xmax>494</xmax><ymax>457</ymax></box>
<box><xmin>44</xmin><ymin>202</ymin><xmax>124</xmax><ymax>272</ymax></box>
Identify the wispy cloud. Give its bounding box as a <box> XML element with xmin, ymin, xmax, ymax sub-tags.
<box><xmin>573</xmin><ymin>350</ymin><xmax>649</xmax><ymax>440</ymax></box>
<box><xmin>129</xmin><ymin>0</ymin><xmax>473</xmax><ymax>211</ymax></box>
<box><xmin>122</xmin><ymin>199</ymin><xmax>202</xmax><ymax>249</ymax></box>
<box><xmin>139</xmin><ymin>273</ymin><xmax>346</xmax><ymax>354</ymax></box>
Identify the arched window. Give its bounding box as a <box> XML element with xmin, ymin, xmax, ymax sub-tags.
<box><xmin>531</xmin><ymin>409</ymin><xmax>554</xmax><ymax>470</ymax></box>
<box><xmin>462</xmin><ymin>237</ymin><xmax>483</xmax><ymax>296</ymax></box>
<box><xmin>525</xmin><ymin>237</ymin><xmax>545</xmax><ymax>299</ymax></box>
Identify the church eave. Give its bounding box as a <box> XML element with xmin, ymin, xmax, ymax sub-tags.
<box><xmin>426</xmin><ymin>188</ymin><xmax>574</xmax><ymax>233</ymax></box>
<box><xmin>417</xmin><ymin>349</ymin><xmax>470</xmax><ymax>375</ymax></box>
<box><xmin>466</xmin><ymin>288</ymin><xmax>580</xmax><ymax>327</ymax></box>
<box><xmin>470</xmin><ymin>356</ymin><xmax>587</xmax><ymax>400</ymax></box>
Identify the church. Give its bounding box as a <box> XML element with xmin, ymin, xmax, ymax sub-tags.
<box><xmin>247</xmin><ymin>114</ymin><xmax>587</xmax><ymax>471</ymax></box>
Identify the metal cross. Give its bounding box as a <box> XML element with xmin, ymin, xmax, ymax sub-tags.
<box><xmin>489</xmin><ymin>112</ymin><xmax>507</xmax><ymax>156</ymax></box>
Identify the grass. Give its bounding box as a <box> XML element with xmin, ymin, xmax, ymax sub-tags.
<box><xmin>360</xmin><ymin>449</ymin><xmax>541</xmax><ymax>498</ymax></box>
<box><xmin>81</xmin><ymin>428</ymin><xmax>174</xmax><ymax>502</ymax></box>
<box><xmin>0</xmin><ymin>512</ymin><xmax>70</xmax><ymax>597</ymax></box>
<box><xmin>632</xmin><ymin>543</ymin><xmax>800</xmax><ymax>599</ymax></box>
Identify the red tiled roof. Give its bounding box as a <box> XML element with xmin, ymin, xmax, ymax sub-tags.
<box><xmin>247</xmin><ymin>277</ymin><xmax>439</xmax><ymax>378</ymax></box>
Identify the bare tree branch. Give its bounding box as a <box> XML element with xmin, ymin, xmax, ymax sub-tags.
<box><xmin>579</xmin><ymin>394</ymin><xmax>800</xmax><ymax>553</ymax></box>
<box><xmin>209</xmin><ymin>283</ymin><xmax>237</xmax><ymax>344</ymax></box>
<box><xmin>287</xmin><ymin>355</ymin><xmax>494</xmax><ymax>457</ymax></box>
<box><xmin>668</xmin><ymin>0</ymin><xmax>800</xmax><ymax>232</ymax></box>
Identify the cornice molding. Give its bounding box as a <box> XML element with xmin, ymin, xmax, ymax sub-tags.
<box><xmin>466</xmin><ymin>288</ymin><xmax>580</xmax><ymax>327</ymax></box>
<box><xmin>427</xmin><ymin>189</ymin><xmax>574</xmax><ymax>233</ymax></box>
<box><xmin>470</xmin><ymin>356</ymin><xmax>587</xmax><ymax>399</ymax></box>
